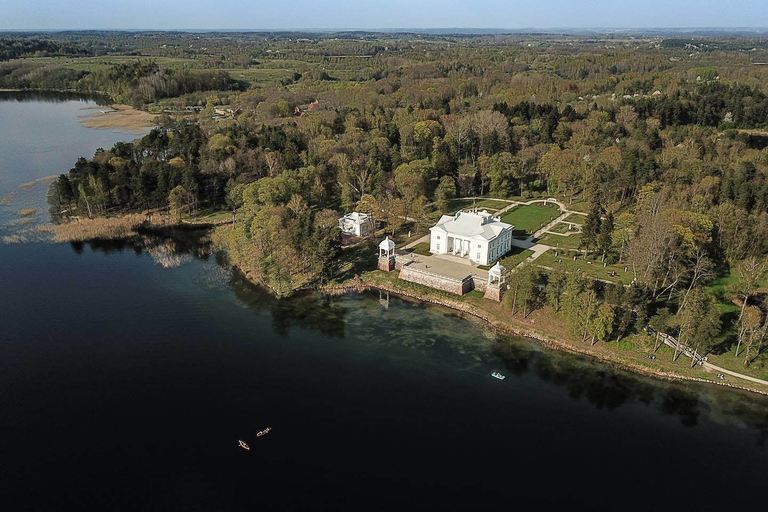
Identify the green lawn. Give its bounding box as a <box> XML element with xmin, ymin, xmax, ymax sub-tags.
<box><xmin>537</xmin><ymin>231</ymin><xmax>583</xmax><ymax>250</ymax></box>
<box><xmin>563</xmin><ymin>213</ymin><xmax>587</xmax><ymax>225</ymax></box>
<box><xmin>410</xmin><ymin>242</ymin><xmax>432</xmax><ymax>256</ymax></box>
<box><xmin>478</xmin><ymin>246</ymin><xmax>534</xmax><ymax>270</ymax></box>
<box><xmin>429</xmin><ymin>197</ymin><xmax>511</xmax><ymax>221</ymax></box>
<box><xmin>565</xmin><ymin>199</ymin><xmax>591</xmax><ymax>214</ymax></box>
<box><xmin>231</xmin><ymin>67</ymin><xmax>298</xmax><ymax>85</ymax></box>
<box><xmin>548</xmin><ymin>222</ymin><xmax>578</xmax><ymax>234</ymax></box>
<box><xmin>501</xmin><ymin>248</ymin><xmax>535</xmax><ymax>269</ymax></box>
<box><xmin>475</xmin><ymin>199</ymin><xmax>512</xmax><ymax>210</ymax></box>
<box><xmin>500</xmin><ymin>203</ymin><xmax>562</xmax><ymax>235</ymax></box>
<box><xmin>535</xmin><ymin>250</ymin><xmax>630</xmax><ymax>284</ymax></box>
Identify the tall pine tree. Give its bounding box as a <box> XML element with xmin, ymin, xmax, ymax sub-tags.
<box><xmin>581</xmin><ymin>202</ymin><xmax>602</xmax><ymax>257</ymax></box>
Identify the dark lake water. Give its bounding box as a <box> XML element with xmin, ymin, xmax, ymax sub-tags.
<box><xmin>1</xmin><ymin>93</ymin><xmax>768</xmax><ymax>511</ymax></box>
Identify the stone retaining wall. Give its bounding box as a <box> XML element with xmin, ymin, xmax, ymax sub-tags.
<box><xmin>471</xmin><ymin>276</ymin><xmax>487</xmax><ymax>292</ymax></box>
<box><xmin>399</xmin><ymin>265</ymin><xmax>473</xmax><ymax>295</ymax></box>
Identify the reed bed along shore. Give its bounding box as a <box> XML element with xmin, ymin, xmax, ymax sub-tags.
<box><xmin>51</xmin><ymin>214</ymin><xmax>175</xmax><ymax>242</ymax></box>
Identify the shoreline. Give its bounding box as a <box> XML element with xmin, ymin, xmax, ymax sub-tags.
<box><xmin>78</xmin><ymin>104</ymin><xmax>157</xmax><ymax>133</ymax></box>
<box><xmin>0</xmin><ymin>87</ymin><xmax>109</xmax><ymax>95</ymax></box>
<box><xmin>0</xmin><ymin>89</ymin><xmax>156</xmax><ymax>133</ymax></box>
<box><xmin>28</xmin><ymin>214</ymin><xmax>768</xmax><ymax>398</ymax></box>
<box><xmin>318</xmin><ymin>277</ymin><xmax>768</xmax><ymax>398</ymax></box>
<box><xmin>210</xmin><ymin>221</ymin><xmax>768</xmax><ymax>397</ymax></box>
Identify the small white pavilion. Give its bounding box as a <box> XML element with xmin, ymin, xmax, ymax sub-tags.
<box><xmin>488</xmin><ymin>261</ymin><xmax>507</xmax><ymax>288</ymax></box>
<box><xmin>379</xmin><ymin>236</ymin><xmax>396</xmax><ymax>259</ymax></box>
<box><xmin>378</xmin><ymin>236</ymin><xmax>397</xmax><ymax>272</ymax></box>
<box><xmin>339</xmin><ymin>212</ymin><xmax>371</xmax><ymax>237</ymax></box>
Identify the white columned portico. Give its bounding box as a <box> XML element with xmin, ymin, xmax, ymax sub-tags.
<box><xmin>451</xmin><ymin>237</ymin><xmax>468</xmax><ymax>257</ymax></box>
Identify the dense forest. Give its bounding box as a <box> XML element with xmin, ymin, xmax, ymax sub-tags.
<box><xmin>17</xmin><ymin>30</ymin><xmax>768</xmax><ymax>371</ymax></box>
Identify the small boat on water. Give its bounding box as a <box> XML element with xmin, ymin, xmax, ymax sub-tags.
<box><xmin>491</xmin><ymin>371</ymin><xmax>506</xmax><ymax>380</ymax></box>
<box><xmin>256</xmin><ymin>427</ymin><xmax>272</xmax><ymax>438</ymax></box>
<box><xmin>238</xmin><ymin>440</ymin><xmax>250</xmax><ymax>451</ymax></box>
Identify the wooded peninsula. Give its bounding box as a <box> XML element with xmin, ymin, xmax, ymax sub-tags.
<box><xmin>5</xmin><ymin>30</ymin><xmax>768</xmax><ymax>392</ymax></box>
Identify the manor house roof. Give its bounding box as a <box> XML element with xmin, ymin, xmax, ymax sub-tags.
<box><xmin>430</xmin><ymin>210</ymin><xmax>513</xmax><ymax>242</ymax></box>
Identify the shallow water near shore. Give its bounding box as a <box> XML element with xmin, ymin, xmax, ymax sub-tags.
<box><xmin>2</xmin><ymin>93</ymin><xmax>768</xmax><ymax>511</ymax></box>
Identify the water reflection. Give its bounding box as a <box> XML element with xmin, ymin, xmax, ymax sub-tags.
<box><xmin>231</xmin><ymin>277</ymin><xmax>348</xmax><ymax>338</ymax></box>
<box><xmin>63</xmin><ymin>227</ymin><xmax>768</xmax><ymax>440</ymax></box>
<box><xmin>490</xmin><ymin>327</ymin><xmax>768</xmax><ymax>433</ymax></box>
<box><xmin>68</xmin><ymin>227</ymin><xmax>213</xmax><ymax>265</ymax></box>
<box><xmin>0</xmin><ymin>90</ymin><xmax>110</xmax><ymax>105</ymax></box>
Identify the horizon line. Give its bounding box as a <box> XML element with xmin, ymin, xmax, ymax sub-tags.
<box><xmin>2</xmin><ymin>26</ymin><xmax>768</xmax><ymax>33</ymax></box>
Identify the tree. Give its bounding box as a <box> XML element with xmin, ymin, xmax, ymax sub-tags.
<box><xmin>517</xmin><ymin>266</ymin><xmax>543</xmax><ymax>318</ymax></box>
<box><xmin>168</xmin><ymin>185</ymin><xmax>189</xmax><ymax>221</ymax></box>
<box><xmin>649</xmin><ymin>307</ymin><xmax>672</xmax><ymax>352</ymax></box>
<box><xmin>356</xmin><ymin>194</ymin><xmax>380</xmax><ymax>237</ymax></box>
<box><xmin>394</xmin><ymin>161</ymin><xmax>428</xmax><ymax>219</ymax></box>
<box><xmin>55</xmin><ymin>174</ymin><xmax>75</xmax><ymax>214</ymax></box>
<box><xmin>733</xmin><ymin>257</ymin><xmax>768</xmax><ymax>325</ymax></box>
<box><xmin>312</xmin><ymin>209</ymin><xmax>343</xmax><ymax>283</ymax></box>
<box><xmin>411</xmin><ymin>195</ymin><xmax>430</xmax><ymax>234</ymax></box>
<box><xmin>434</xmin><ymin>176</ymin><xmax>456</xmax><ymax>212</ymax></box>
<box><xmin>487</xmin><ymin>152</ymin><xmax>515</xmax><ymax>197</ymax></box>
<box><xmin>551</xmin><ymin>149</ymin><xmax>582</xmax><ymax>204</ymax></box>
<box><xmin>413</xmin><ymin>120</ymin><xmax>443</xmax><ymax>157</ymax></box>
<box><xmin>675</xmin><ymin>287</ymin><xmax>721</xmax><ymax>366</ymax></box>
<box><xmin>537</xmin><ymin>146</ymin><xmax>560</xmax><ymax>195</ymax></box>
<box><xmin>469</xmin><ymin>110</ymin><xmax>508</xmax><ymax>153</ymax></box>
<box><xmin>225</xmin><ymin>181</ymin><xmax>245</xmax><ymax>226</ymax></box>
<box><xmin>737</xmin><ymin>305</ymin><xmax>762</xmax><ymax>365</ymax></box>
<box><xmin>587</xmin><ymin>303</ymin><xmax>615</xmax><ymax>345</ymax></box>
<box><xmin>581</xmin><ymin>202</ymin><xmax>602</xmax><ymax>257</ymax></box>
<box><xmin>504</xmin><ymin>264</ymin><xmax>541</xmax><ymax>316</ymax></box>
<box><xmin>78</xmin><ymin>183</ymin><xmax>93</xmax><ymax>218</ymax></box>
<box><xmin>546</xmin><ymin>271</ymin><xmax>567</xmax><ymax>313</ymax></box>
<box><xmin>598</xmin><ymin>211</ymin><xmax>615</xmax><ymax>262</ymax></box>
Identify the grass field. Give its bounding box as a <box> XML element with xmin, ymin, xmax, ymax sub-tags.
<box><xmin>535</xmin><ymin>250</ymin><xmax>629</xmax><ymax>284</ymax></box>
<box><xmin>548</xmin><ymin>222</ymin><xmax>578</xmax><ymax>234</ymax></box>
<box><xmin>232</xmin><ymin>67</ymin><xmax>297</xmax><ymax>85</ymax></box>
<box><xmin>410</xmin><ymin>242</ymin><xmax>432</xmax><ymax>256</ymax></box>
<box><xmin>500</xmin><ymin>203</ymin><xmax>562</xmax><ymax>235</ymax></box>
<box><xmin>500</xmin><ymin>247</ymin><xmax>535</xmax><ymax>269</ymax></box>
<box><xmin>478</xmin><ymin>246</ymin><xmax>534</xmax><ymax>270</ymax></box>
<box><xmin>563</xmin><ymin>213</ymin><xmax>586</xmax><ymax>225</ymax></box>
<box><xmin>537</xmin><ymin>231</ymin><xmax>583</xmax><ymax>250</ymax></box>
<box><xmin>428</xmin><ymin>197</ymin><xmax>511</xmax><ymax>221</ymax></box>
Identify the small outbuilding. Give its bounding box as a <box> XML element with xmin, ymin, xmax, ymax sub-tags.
<box><xmin>378</xmin><ymin>236</ymin><xmax>397</xmax><ymax>272</ymax></box>
<box><xmin>339</xmin><ymin>212</ymin><xmax>371</xmax><ymax>238</ymax></box>
<box><xmin>485</xmin><ymin>261</ymin><xmax>508</xmax><ymax>302</ymax></box>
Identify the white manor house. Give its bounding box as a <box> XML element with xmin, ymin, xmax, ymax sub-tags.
<box><xmin>429</xmin><ymin>209</ymin><xmax>514</xmax><ymax>266</ymax></box>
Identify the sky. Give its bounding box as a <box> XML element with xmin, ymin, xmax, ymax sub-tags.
<box><xmin>1</xmin><ymin>0</ymin><xmax>767</xmax><ymax>31</ymax></box>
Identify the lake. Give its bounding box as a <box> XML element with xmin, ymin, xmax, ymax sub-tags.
<box><xmin>1</xmin><ymin>92</ymin><xmax>767</xmax><ymax>511</ymax></box>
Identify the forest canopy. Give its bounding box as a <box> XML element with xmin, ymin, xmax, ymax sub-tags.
<box><xmin>26</xmin><ymin>30</ymin><xmax>768</xmax><ymax>368</ymax></box>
